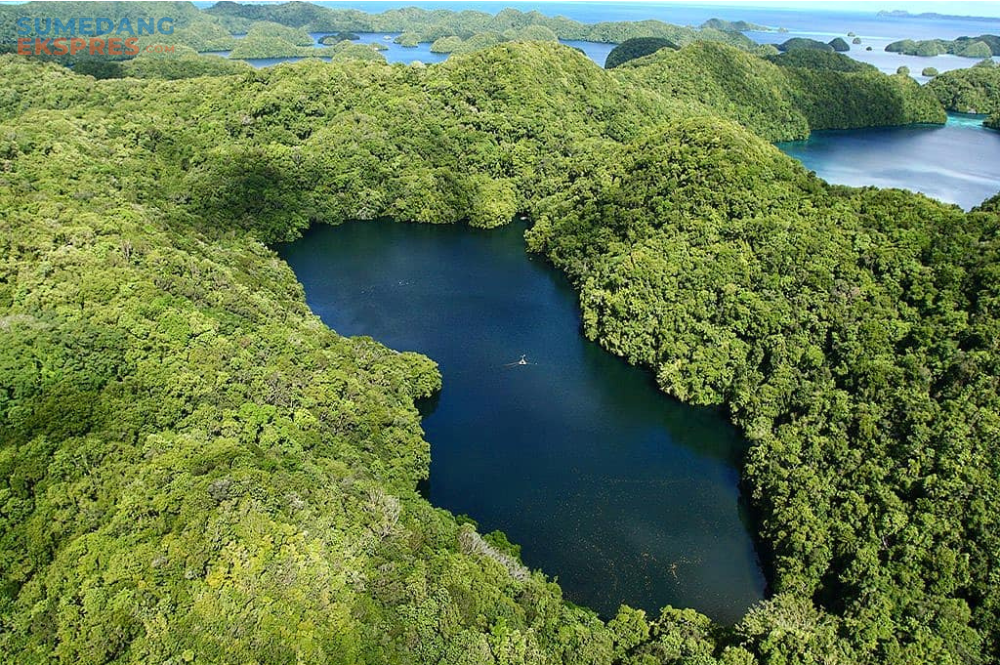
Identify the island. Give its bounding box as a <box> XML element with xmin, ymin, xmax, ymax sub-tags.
<box><xmin>317</xmin><ymin>31</ymin><xmax>361</xmax><ymax>45</ymax></box>
<box><xmin>885</xmin><ymin>34</ymin><xmax>1000</xmax><ymax>58</ymax></box>
<box><xmin>778</xmin><ymin>37</ymin><xmax>835</xmax><ymax>52</ymax></box>
<box><xmin>828</xmin><ymin>37</ymin><xmax>850</xmax><ymax>52</ymax></box>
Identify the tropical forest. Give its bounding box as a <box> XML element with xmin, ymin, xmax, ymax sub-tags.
<box><xmin>1</xmin><ymin>2</ymin><xmax>1000</xmax><ymax>665</ymax></box>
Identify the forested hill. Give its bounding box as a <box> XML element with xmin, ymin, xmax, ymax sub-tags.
<box><xmin>1</xmin><ymin>37</ymin><xmax>998</xmax><ymax>665</ymax></box>
<box><xmin>613</xmin><ymin>44</ymin><xmax>944</xmax><ymax>141</ymax></box>
<box><xmin>928</xmin><ymin>63</ymin><xmax>1000</xmax><ymax>115</ymax></box>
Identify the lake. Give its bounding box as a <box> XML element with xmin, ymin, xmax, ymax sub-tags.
<box><xmin>777</xmin><ymin>114</ymin><xmax>1000</xmax><ymax>211</ymax></box>
<box><xmin>278</xmin><ymin>220</ymin><xmax>766</xmax><ymax>623</ymax></box>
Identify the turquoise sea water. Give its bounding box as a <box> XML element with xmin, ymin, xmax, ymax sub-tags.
<box><xmin>777</xmin><ymin>114</ymin><xmax>1000</xmax><ymax>211</ymax></box>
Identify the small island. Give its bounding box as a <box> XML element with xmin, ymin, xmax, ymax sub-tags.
<box><xmin>318</xmin><ymin>32</ymin><xmax>361</xmax><ymax>45</ymax></box>
<box><xmin>885</xmin><ymin>34</ymin><xmax>1000</xmax><ymax>58</ymax></box>
<box><xmin>828</xmin><ymin>37</ymin><xmax>850</xmax><ymax>52</ymax></box>
<box><xmin>779</xmin><ymin>37</ymin><xmax>834</xmax><ymax>52</ymax></box>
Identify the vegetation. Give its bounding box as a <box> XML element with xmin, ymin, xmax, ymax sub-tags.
<box><xmin>767</xmin><ymin>50</ymin><xmax>874</xmax><ymax>73</ymax></box>
<box><xmin>0</xmin><ymin>13</ymin><xmax>995</xmax><ymax>665</ymax></box>
<box><xmin>121</xmin><ymin>46</ymin><xmax>253</xmax><ymax>79</ymax></box>
<box><xmin>886</xmin><ymin>34</ymin><xmax>1000</xmax><ymax>58</ymax></box>
<box><xmin>778</xmin><ymin>37</ymin><xmax>834</xmax><ymax>52</ymax></box>
<box><xmin>205</xmin><ymin>3</ymin><xmax>754</xmax><ymax>49</ymax></box>
<box><xmin>430</xmin><ymin>35</ymin><xmax>466</xmax><ymax>54</ymax></box>
<box><xmin>928</xmin><ymin>65</ymin><xmax>1000</xmax><ymax>113</ymax></box>
<box><xmin>700</xmin><ymin>18</ymin><xmax>772</xmax><ymax>32</ymax></box>
<box><xmin>897</xmin><ymin>65</ymin><xmax>910</xmax><ymax>75</ymax></box>
<box><xmin>616</xmin><ymin>43</ymin><xmax>943</xmax><ymax>142</ymax></box>
<box><xmin>527</xmin><ymin>111</ymin><xmax>1000</xmax><ymax>665</ymax></box>
<box><xmin>507</xmin><ymin>25</ymin><xmax>559</xmax><ymax>43</ymax></box>
<box><xmin>229</xmin><ymin>22</ymin><xmax>329</xmax><ymax>59</ymax></box>
<box><xmin>329</xmin><ymin>42</ymin><xmax>388</xmax><ymax>63</ymax></box>
<box><xmin>959</xmin><ymin>41</ymin><xmax>995</xmax><ymax>59</ymax></box>
<box><xmin>922</xmin><ymin>66</ymin><xmax>940</xmax><ymax>77</ymax></box>
<box><xmin>828</xmin><ymin>37</ymin><xmax>850</xmax><ymax>52</ymax></box>
<box><xmin>394</xmin><ymin>32</ymin><xmax>422</xmax><ymax>48</ymax></box>
<box><xmin>318</xmin><ymin>32</ymin><xmax>362</xmax><ymax>45</ymax></box>
<box><xmin>604</xmin><ymin>37</ymin><xmax>679</xmax><ymax>69</ymax></box>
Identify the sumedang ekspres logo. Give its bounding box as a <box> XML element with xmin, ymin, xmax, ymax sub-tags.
<box><xmin>15</xmin><ymin>15</ymin><xmax>176</xmax><ymax>56</ymax></box>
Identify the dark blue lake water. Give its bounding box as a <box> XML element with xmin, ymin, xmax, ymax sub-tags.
<box><xmin>278</xmin><ymin>220</ymin><xmax>766</xmax><ymax>622</ymax></box>
<box><xmin>777</xmin><ymin>114</ymin><xmax>1000</xmax><ymax>211</ymax></box>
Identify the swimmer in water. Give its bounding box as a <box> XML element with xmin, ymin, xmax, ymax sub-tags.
<box><xmin>504</xmin><ymin>355</ymin><xmax>531</xmax><ymax>368</ymax></box>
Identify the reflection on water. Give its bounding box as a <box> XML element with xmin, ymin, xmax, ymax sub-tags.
<box><xmin>778</xmin><ymin>114</ymin><xmax>1000</xmax><ymax>210</ymax></box>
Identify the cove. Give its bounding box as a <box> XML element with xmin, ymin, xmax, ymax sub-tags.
<box><xmin>777</xmin><ymin>114</ymin><xmax>1000</xmax><ymax>211</ymax></box>
<box><xmin>278</xmin><ymin>220</ymin><xmax>765</xmax><ymax>623</ymax></box>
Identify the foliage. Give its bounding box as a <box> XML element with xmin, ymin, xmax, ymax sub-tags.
<box><xmin>0</xmin><ymin>26</ymin><xmax>996</xmax><ymax>665</ymax></box>
<box><xmin>229</xmin><ymin>22</ymin><xmax>329</xmax><ymax>59</ymax></box>
<box><xmin>205</xmin><ymin>3</ymin><xmax>754</xmax><ymax>48</ymax></box>
<box><xmin>430</xmin><ymin>36</ymin><xmax>464</xmax><ymax>53</ymax></box>
<box><xmin>120</xmin><ymin>48</ymin><xmax>253</xmax><ymax>79</ymax></box>
<box><xmin>701</xmin><ymin>18</ymin><xmax>772</xmax><ymax>32</ymax></box>
<box><xmin>766</xmin><ymin>50</ymin><xmax>874</xmax><ymax>73</ymax></box>
<box><xmin>0</xmin><ymin>45</ymin><xmax>677</xmax><ymax>664</ymax></box>
<box><xmin>922</xmin><ymin>66</ymin><xmax>940</xmax><ymax>77</ymax></box>
<box><xmin>828</xmin><ymin>37</ymin><xmax>850</xmax><ymax>52</ymax></box>
<box><xmin>887</xmin><ymin>34</ymin><xmax>1000</xmax><ymax>58</ymax></box>
<box><xmin>329</xmin><ymin>42</ymin><xmax>388</xmax><ymax>63</ymax></box>
<box><xmin>507</xmin><ymin>25</ymin><xmax>559</xmax><ymax>43</ymax></box>
<box><xmin>618</xmin><ymin>43</ymin><xmax>943</xmax><ymax>141</ymax></box>
<box><xmin>319</xmin><ymin>32</ymin><xmax>361</xmax><ymax>45</ymax></box>
<box><xmin>928</xmin><ymin>65</ymin><xmax>1000</xmax><ymax>113</ymax></box>
<box><xmin>957</xmin><ymin>41</ymin><xmax>994</xmax><ymax>59</ymax></box>
<box><xmin>527</xmin><ymin>114</ymin><xmax>1000</xmax><ymax>665</ymax></box>
<box><xmin>605</xmin><ymin>37</ymin><xmax>679</xmax><ymax>69</ymax></box>
<box><xmin>395</xmin><ymin>32</ymin><xmax>421</xmax><ymax>48</ymax></box>
<box><xmin>779</xmin><ymin>38</ymin><xmax>834</xmax><ymax>52</ymax></box>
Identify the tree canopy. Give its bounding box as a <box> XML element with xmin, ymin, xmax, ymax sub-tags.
<box><xmin>604</xmin><ymin>37</ymin><xmax>679</xmax><ymax>68</ymax></box>
<box><xmin>0</xmin><ymin>25</ymin><xmax>996</xmax><ymax>665</ymax></box>
<box><xmin>928</xmin><ymin>64</ymin><xmax>1000</xmax><ymax>114</ymax></box>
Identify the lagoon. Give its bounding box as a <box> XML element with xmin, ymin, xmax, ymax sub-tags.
<box><xmin>279</xmin><ymin>220</ymin><xmax>766</xmax><ymax>623</ymax></box>
<box><xmin>777</xmin><ymin>114</ymin><xmax>1000</xmax><ymax>211</ymax></box>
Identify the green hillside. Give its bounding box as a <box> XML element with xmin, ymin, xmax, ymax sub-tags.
<box><xmin>0</xmin><ymin>33</ymin><xmax>994</xmax><ymax>665</ymax></box>
<box><xmin>928</xmin><ymin>65</ymin><xmax>1000</xmax><ymax>114</ymax></box>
